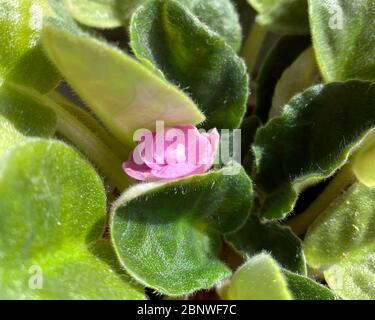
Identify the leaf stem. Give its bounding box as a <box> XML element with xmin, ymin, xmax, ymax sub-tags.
<box><xmin>241</xmin><ymin>22</ymin><xmax>267</xmax><ymax>76</ymax></box>
<box><xmin>9</xmin><ymin>83</ymin><xmax>134</xmax><ymax>191</ymax></box>
<box><xmin>286</xmin><ymin>165</ymin><xmax>356</xmax><ymax>236</ymax></box>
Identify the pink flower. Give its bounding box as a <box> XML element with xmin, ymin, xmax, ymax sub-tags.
<box><xmin>123</xmin><ymin>125</ymin><xmax>220</xmax><ymax>181</ymax></box>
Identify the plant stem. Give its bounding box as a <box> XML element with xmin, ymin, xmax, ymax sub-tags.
<box><xmin>286</xmin><ymin>165</ymin><xmax>356</xmax><ymax>236</ymax></box>
<box><xmin>241</xmin><ymin>22</ymin><xmax>267</xmax><ymax>76</ymax></box>
<box><xmin>9</xmin><ymin>83</ymin><xmax>134</xmax><ymax>191</ymax></box>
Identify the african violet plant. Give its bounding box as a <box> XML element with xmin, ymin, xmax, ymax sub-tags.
<box><xmin>0</xmin><ymin>0</ymin><xmax>375</xmax><ymax>300</ymax></box>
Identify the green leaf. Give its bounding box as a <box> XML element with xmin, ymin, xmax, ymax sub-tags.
<box><xmin>253</xmin><ymin>80</ymin><xmax>375</xmax><ymax>219</ymax></box>
<box><xmin>62</xmin><ymin>0</ymin><xmax>121</xmax><ymax>28</ymax></box>
<box><xmin>309</xmin><ymin>0</ymin><xmax>375</xmax><ymax>82</ymax></box>
<box><xmin>130</xmin><ymin>0</ymin><xmax>248</xmax><ymax>130</ymax></box>
<box><xmin>110</xmin><ymin>163</ymin><xmax>253</xmax><ymax>296</ymax></box>
<box><xmin>224</xmin><ymin>253</ymin><xmax>293</xmax><ymax>300</ymax></box>
<box><xmin>175</xmin><ymin>0</ymin><xmax>242</xmax><ymax>52</ymax></box>
<box><xmin>0</xmin><ymin>0</ymin><xmax>60</xmax><ymax>93</ymax></box>
<box><xmin>0</xmin><ymin>137</ymin><xmax>144</xmax><ymax>299</ymax></box>
<box><xmin>282</xmin><ymin>269</ymin><xmax>336</xmax><ymax>300</ymax></box>
<box><xmin>0</xmin><ymin>84</ymin><xmax>56</xmax><ymax>138</ymax></box>
<box><xmin>255</xmin><ymin>35</ymin><xmax>310</xmax><ymax>122</ymax></box>
<box><xmin>269</xmin><ymin>47</ymin><xmax>320</xmax><ymax>119</ymax></box>
<box><xmin>226</xmin><ymin>215</ymin><xmax>306</xmax><ymax>274</ymax></box>
<box><xmin>248</xmin><ymin>0</ymin><xmax>309</xmax><ymax>35</ymax></box>
<box><xmin>42</xmin><ymin>15</ymin><xmax>205</xmax><ymax>148</ymax></box>
<box><xmin>304</xmin><ymin>182</ymin><xmax>375</xmax><ymax>299</ymax></box>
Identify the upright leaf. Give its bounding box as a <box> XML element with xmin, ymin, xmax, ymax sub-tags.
<box><xmin>248</xmin><ymin>0</ymin><xmax>309</xmax><ymax>35</ymax></box>
<box><xmin>309</xmin><ymin>0</ymin><xmax>375</xmax><ymax>82</ymax></box>
<box><xmin>130</xmin><ymin>0</ymin><xmax>248</xmax><ymax>130</ymax></box>
<box><xmin>110</xmin><ymin>163</ymin><xmax>252</xmax><ymax>295</ymax></box>
<box><xmin>42</xmin><ymin>15</ymin><xmax>205</xmax><ymax>147</ymax></box>
<box><xmin>253</xmin><ymin>81</ymin><xmax>375</xmax><ymax>219</ymax></box>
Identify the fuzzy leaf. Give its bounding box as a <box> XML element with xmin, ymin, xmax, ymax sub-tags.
<box><xmin>130</xmin><ymin>0</ymin><xmax>248</xmax><ymax>130</ymax></box>
<box><xmin>225</xmin><ymin>253</ymin><xmax>293</xmax><ymax>300</ymax></box>
<box><xmin>255</xmin><ymin>35</ymin><xmax>310</xmax><ymax>122</ymax></box>
<box><xmin>0</xmin><ymin>0</ymin><xmax>60</xmax><ymax>93</ymax></box>
<box><xmin>0</xmin><ymin>136</ymin><xmax>144</xmax><ymax>299</ymax></box>
<box><xmin>254</xmin><ymin>81</ymin><xmax>375</xmax><ymax>219</ymax></box>
<box><xmin>309</xmin><ymin>0</ymin><xmax>375</xmax><ymax>82</ymax></box>
<box><xmin>248</xmin><ymin>0</ymin><xmax>309</xmax><ymax>35</ymax></box>
<box><xmin>226</xmin><ymin>215</ymin><xmax>306</xmax><ymax>274</ymax></box>
<box><xmin>110</xmin><ymin>163</ymin><xmax>252</xmax><ymax>296</ymax></box>
<box><xmin>42</xmin><ymin>15</ymin><xmax>205</xmax><ymax>148</ymax></box>
<box><xmin>305</xmin><ymin>182</ymin><xmax>375</xmax><ymax>299</ymax></box>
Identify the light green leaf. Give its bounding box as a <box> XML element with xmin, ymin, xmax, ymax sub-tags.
<box><xmin>130</xmin><ymin>0</ymin><xmax>248</xmax><ymax>130</ymax></box>
<box><xmin>42</xmin><ymin>15</ymin><xmax>205</xmax><ymax>148</ymax></box>
<box><xmin>304</xmin><ymin>182</ymin><xmax>375</xmax><ymax>299</ymax></box>
<box><xmin>253</xmin><ymin>81</ymin><xmax>375</xmax><ymax>219</ymax></box>
<box><xmin>0</xmin><ymin>84</ymin><xmax>56</xmax><ymax>138</ymax></box>
<box><xmin>226</xmin><ymin>215</ymin><xmax>306</xmax><ymax>274</ymax></box>
<box><xmin>225</xmin><ymin>253</ymin><xmax>293</xmax><ymax>300</ymax></box>
<box><xmin>110</xmin><ymin>163</ymin><xmax>253</xmax><ymax>296</ymax></box>
<box><xmin>269</xmin><ymin>47</ymin><xmax>320</xmax><ymax>119</ymax></box>
<box><xmin>0</xmin><ymin>135</ymin><xmax>144</xmax><ymax>299</ymax></box>
<box><xmin>309</xmin><ymin>0</ymin><xmax>375</xmax><ymax>82</ymax></box>
<box><xmin>255</xmin><ymin>35</ymin><xmax>310</xmax><ymax>122</ymax></box>
<box><xmin>248</xmin><ymin>0</ymin><xmax>309</xmax><ymax>35</ymax></box>
<box><xmin>63</xmin><ymin>0</ymin><xmax>121</xmax><ymax>28</ymax></box>
<box><xmin>0</xmin><ymin>0</ymin><xmax>60</xmax><ymax>93</ymax></box>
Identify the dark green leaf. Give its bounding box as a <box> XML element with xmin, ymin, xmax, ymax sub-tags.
<box><xmin>226</xmin><ymin>215</ymin><xmax>306</xmax><ymax>274</ymax></box>
<box><xmin>110</xmin><ymin>163</ymin><xmax>253</xmax><ymax>295</ymax></box>
<box><xmin>253</xmin><ymin>81</ymin><xmax>375</xmax><ymax>219</ymax></box>
<box><xmin>130</xmin><ymin>0</ymin><xmax>248</xmax><ymax>130</ymax></box>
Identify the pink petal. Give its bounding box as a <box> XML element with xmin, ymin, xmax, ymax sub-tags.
<box><xmin>122</xmin><ymin>155</ymin><xmax>152</xmax><ymax>181</ymax></box>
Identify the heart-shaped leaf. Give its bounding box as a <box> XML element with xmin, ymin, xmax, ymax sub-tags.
<box><xmin>304</xmin><ymin>182</ymin><xmax>375</xmax><ymax>299</ymax></box>
<box><xmin>248</xmin><ymin>0</ymin><xmax>309</xmax><ymax>35</ymax></box>
<box><xmin>110</xmin><ymin>163</ymin><xmax>253</xmax><ymax>295</ymax></box>
<box><xmin>0</xmin><ymin>130</ymin><xmax>144</xmax><ymax>299</ymax></box>
<box><xmin>0</xmin><ymin>0</ymin><xmax>60</xmax><ymax>93</ymax></box>
<box><xmin>253</xmin><ymin>80</ymin><xmax>375</xmax><ymax>219</ymax></box>
<box><xmin>226</xmin><ymin>215</ymin><xmax>306</xmax><ymax>274</ymax></box>
<box><xmin>130</xmin><ymin>0</ymin><xmax>248</xmax><ymax>130</ymax></box>
<box><xmin>309</xmin><ymin>0</ymin><xmax>375</xmax><ymax>82</ymax></box>
<box><xmin>42</xmin><ymin>14</ymin><xmax>205</xmax><ymax>148</ymax></box>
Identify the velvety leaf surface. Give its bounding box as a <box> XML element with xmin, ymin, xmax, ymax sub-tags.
<box><xmin>42</xmin><ymin>15</ymin><xmax>205</xmax><ymax>147</ymax></box>
<box><xmin>226</xmin><ymin>215</ymin><xmax>306</xmax><ymax>274</ymax></box>
<box><xmin>225</xmin><ymin>253</ymin><xmax>293</xmax><ymax>300</ymax></box>
<box><xmin>0</xmin><ymin>136</ymin><xmax>144</xmax><ymax>299</ymax></box>
<box><xmin>248</xmin><ymin>0</ymin><xmax>309</xmax><ymax>35</ymax></box>
<box><xmin>130</xmin><ymin>0</ymin><xmax>248</xmax><ymax>130</ymax></box>
<box><xmin>255</xmin><ymin>35</ymin><xmax>310</xmax><ymax>122</ymax></box>
<box><xmin>269</xmin><ymin>47</ymin><xmax>320</xmax><ymax>119</ymax></box>
<box><xmin>0</xmin><ymin>0</ymin><xmax>60</xmax><ymax>93</ymax></box>
<box><xmin>0</xmin><ymin>84</ymin><xmax>56</xmax><ymax>138</ymax></box>
<box><xmin>309</xmin><ymin>0</ymin><xmax>375</xmax><ymax>82</ymax></box>
<box><xmin>63</xmin><ymin>0</ymin><xmax>121</xmax><ymax>28</ymax></box>
<box><xmin>175</xmin><ymin>0</ymin><xmax>242</xmax><ymax>52</ymax></box>
<box><xmin>282</xmin><ymin>269</ymin><xmax>336</xmax><ymax>300</ymax></box>
<box><xmin>304</xmin><ymin>182</ymin><xmax>375</xmax><ymax>299</ymax></box>
<box><xmin>110</xmin><ymin>163</ymin><xmax>252</xmax><ymax>295</ymax></box>
<box><xmin>253</xmin><ymin>81</ymin><xmax>375</xmax><ymax>219</ymax></box>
